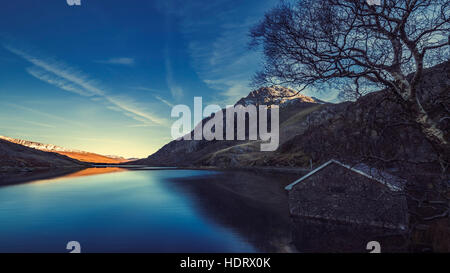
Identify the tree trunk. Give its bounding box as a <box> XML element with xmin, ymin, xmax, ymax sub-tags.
<box><xmin>412</xmin><ymin>103</ymin><xmax>449</xmax><ymax>161</ymax></box>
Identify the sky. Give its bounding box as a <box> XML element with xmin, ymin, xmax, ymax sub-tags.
<box><xmin>0</xmin><ymin>0</ymin><xmax>334</xmax><ymax>158</ymax></box>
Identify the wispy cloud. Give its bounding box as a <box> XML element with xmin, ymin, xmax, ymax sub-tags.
<box><xmin>26</xmin><ymin>66</ymin><xmax>94</xmax><ymax>97</ymax></box>
<box><xmin>126</xmin><ymin>124</ymin><xmax>159</xmax><ymax>128</ymax></box>
<box><xmin>23</xmin><ymin>120</ymin><xmax>56</xmax><ymax>128</ymax></box>
<box><xmin>4</xmin><ymin>44</ymin><xmax>105</xmax><ymax>96</ymax></box>
<box><xmin>105</xmin><ymin>96</ymin><xmax>167</xmax><ymax>126</ymax></box>
<box><xmin>95</xmin><ymin>57</ymin><xmax>135</xmax><ymax>66</ymax></box>
<box><xmin>3</xmin><ymin>103</ymin><xmax>87</xmax><ymax>128</ymax></box>
<box><xmin>131</xmin><ymin>86</ymin><xmax>161</xmax><ymax>92</ymax></box>
<box><xmin>186</xmin><ymin>21</ymin><xmax>264</xmax><ymax>105</ymax></box>
<box><xmin>158</xmin><ymin>0</ymin><xmax>274</xmax><ymax>105</ymax></box>
<box><xmin>0</xmin><ymin>115</ymin><xmax>56</xmax><ymax>128</ymax></box>
<box><xmin>4</xmin><ymin>44</ymin><xmax>167</xmax><ymax>127</ymax></box>
<box><xmin>164</xmin><ymin>52</ymin><xmax>184</xmax><ymax>99</ymax></box>
<box><xmin>154</xmin><ymin>95</ymin><xmax>174</xmax><ymax>107</ymax></box>
<box><xmin>129</xmin><ymin>86</ymin><xmax>174</xmax><ymax>107</ymax></box>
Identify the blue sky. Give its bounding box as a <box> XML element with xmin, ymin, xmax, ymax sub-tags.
<box><xmin>0</xmin><ymin>0</ymin><xmax>334</xmax><ymax>158</ymax></box>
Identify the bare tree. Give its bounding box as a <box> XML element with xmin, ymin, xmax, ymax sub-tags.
<box><xmin>250</xmin><ymin>0</ymin><xmax>450</xmax><ymax>251</ymax></box>
<box><xmin>249</xmin><ymin>0</ymin><xmax>449</xmax><ymax>157</ymax></box>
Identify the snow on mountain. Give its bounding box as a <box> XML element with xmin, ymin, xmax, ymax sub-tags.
<box><xmin>0</xmin><ymin>136</ymin><xmax>128</xmax><ymax>164</ymax></box>
<box><xmin>234</xmin><ymin>86</ymin><xmax>317</xmax><ymax>107</ymax></box>
<box><xmin>0</xmin><ymin>136</ymin><xmax>85</xmax><ymax>153</ymax></box>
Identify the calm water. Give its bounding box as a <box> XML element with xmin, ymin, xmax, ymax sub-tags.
<box><xmin>0</xmin><ymin>168</ymin><xmax>294</xmax><ymax>253</ymax></box>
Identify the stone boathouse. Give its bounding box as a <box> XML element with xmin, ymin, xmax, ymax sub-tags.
<box><xmin>285</xmin><ymin>159</ymin><xmax>409</xmax><ymax>252</ymax></box>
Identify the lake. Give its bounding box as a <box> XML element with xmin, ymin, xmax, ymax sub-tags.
<box><xmin>0</xmin><ymin>167</ymin><xmax>299</xmax><ymax>253</ymax></box>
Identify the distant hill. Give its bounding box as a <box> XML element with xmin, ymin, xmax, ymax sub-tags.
<box><xmin>0</xmin><ymin>136</ymin><xmax>129</xmax><ymax>164</ymax></box>
<box><xmin>0</xmin><ymin>138</ymin><xmax>86</xmax><ymax>172</ymax></box>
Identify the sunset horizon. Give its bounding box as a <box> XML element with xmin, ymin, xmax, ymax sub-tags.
<box><xmin>0</xmin><ymin>0</ymin><xmax>339</xmax><ymax>159</ymax></box>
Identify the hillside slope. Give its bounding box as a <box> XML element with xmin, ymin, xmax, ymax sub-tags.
<box><xmin>133</xmin><ymin>61</ymin><xmax>449</xmax><ymax>169</ymax></box>
<box><xmin>0</xmin><ymin>136</ymin><xmax>129</xmax><ymax>164</ymax></box>
<box><xmin>0</xmin><ymin>139</ymin><xmax>87</xmax><ymax>172</ymax></box>
<box><xmin>277</xmin><ymin>60</ymin><xmax>449</xmax><ymax>166</ymax></box>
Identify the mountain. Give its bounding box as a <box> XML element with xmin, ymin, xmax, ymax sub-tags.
<box><xmin>132</xmin><ymin>86</ymin><xmax>325</xmax><ymax>167</ymax></box>
<box><xmin>0</xmin><ymin>138</ymin><xmax>86</xmax><ymax>172</ymax></box>
<box><xmin>132</xmin><ymin>61</ymin><xmax>448</xmax><ymax>169</ymax></box>
<box><xmin>0</xmin><ymin>136</ymin><xmax>129</xmax><ymax>164</ymax></box>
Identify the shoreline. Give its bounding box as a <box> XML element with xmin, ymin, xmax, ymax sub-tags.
<box><xmin>0</xmin><ymin>166</ymin><xmax>88</xmax><ymax>187</ymax></box>
<box><xmin>0</xmin><ymin>164</ymin><xmax>309</xmax><ymax>188</ymax></box>
<box><xmin>94</xmin><ymin>163</ymin><xmax>311</xmax><ymax>175</ymax></box>
<box><xmin>181</xmin><ymin>165</ymin><xmax>311</xmax><ymax>175</ymax></box>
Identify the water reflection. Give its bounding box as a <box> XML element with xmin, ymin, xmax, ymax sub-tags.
<box><xmin>0</xmin><ymin>168</ymin><xmax>298</xmax><ymax>253</ymax></box>
<box><xmin>165</xmin><ymin>171</ymin><xmax>300</xmax><ymax>252</ymax></box>
<box><xmin>0</xmin><ymin>167</ymin><xmax>407</xmax><ymax>252</ymax></box>
<box><xmin>291</xmin><ymin>217</ymin><xmax>407</xmax><ymax>252</ymax></box>
<box><xmin>61</xmin><ymin>167</ymin><xmax>126</xmax><ymax>178</ymax></box>
<box><xmin>25</xmin><ymin>168</ymin><xmax>127</xmax><ymax>186</ymax></box>
<box><xmin>0</xmin><ymin>168</ymin><xmax>83</xmax><ymax>187</ymax></box>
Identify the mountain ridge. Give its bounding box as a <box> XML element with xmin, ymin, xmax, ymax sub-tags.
<box><xmin>0</xmin><ymin>136</ymin><xmax>129</xmax><ymax>164</ymax></box>
<box><xmin>132</xmin><ymin>86</ymin><xmax>325</xmax><ymax>167</ymax></box>
<box><xmin>234</xmin><ymin>86</ymin><xmax>317</xmax><ymax>107</ymax></box>
<box><xmin>0</xmin><ymin>138</ymin><xmax>87</xmax><ymax>173</ymax></box>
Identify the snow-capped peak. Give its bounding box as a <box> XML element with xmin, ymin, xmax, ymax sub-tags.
<box><xmin>234</xmin><ymin>86</ymin><xmax>317</xmax><ymax>107</ymax></box>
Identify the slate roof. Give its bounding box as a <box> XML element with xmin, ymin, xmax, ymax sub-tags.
<box><xmin>285</xmin><ymin>159</ymin><xmax>406</xmax><ymax>192</ymax></box>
